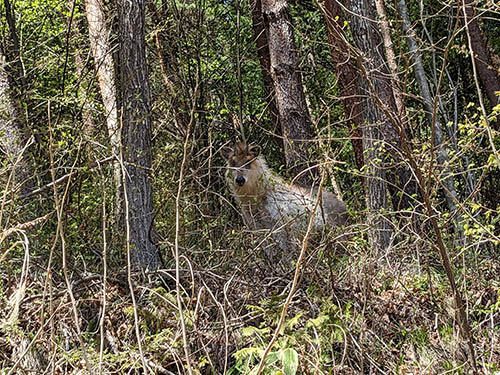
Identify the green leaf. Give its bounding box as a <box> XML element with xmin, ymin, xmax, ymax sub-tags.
<box><xmin>285</xmin><ymin>312</ymin><xmax>305</xmax><ymax>329</ymax></box>
<box><xmin>264</xmin><ymin>351</ymin><xmax>280</xmax><ymax>366</ymax></box>
<box><xmin>280</xmin><ymin>348</ymin><xmax>298</xmax><ymax>375</ymax></box>
<box><xmin>241</xmin><ymin>325</ymin><xmax>270</xmax><ymax>338</ymax></box>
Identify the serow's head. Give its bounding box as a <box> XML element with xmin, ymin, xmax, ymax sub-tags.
<box><xmin>223</xmin><ymin>142</ymin><xmax>262</xmax><ymax>195</ymax></box>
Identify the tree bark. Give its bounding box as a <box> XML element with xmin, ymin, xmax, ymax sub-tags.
<box><xmin>85</xmin><ymin>0</ymin><xmax>120</xmax><ymax>159</ymax></box>
<box><xmin>351</xmin><ymin>0</ymin><xmax>420</xmax><ymax>215</ymax></box>
<box><xmin>261</xmin><ymin>0</ymin><xmax>315</xmax><ymax>186</ymax></box>
<box><xmin>2</xmin><ymin>0</ymin><xmax>34</xmax><ymax>195</ymax></box>
<box><xmin>346</xmin><ymin>0</ymin><xmax>396</xmax><ymax>251</ymax></box>
<box><xmin>3</xmin><ymin>0</ymin><xmax>28</xmax><ymax>96</ymax></box>
<box><xmin>374</xmin><ymin>0</ymin><xmax>405</xmax><ymax>117</ymax></box>
<box><xmin>249</xmin><ymin>0</ymin><xmax>283</xmax><ymax>150</ymax></box>
<box><xmin>117</xmin><ymin>0</ymin><xmax>161</xmax><ymax>270</ymax></box>
<box><xmin>84</xmin><ymin>0</ymin><xmax>124</xmax><ymax>240</ymax></box>
<box><xmin>323</xmin><ymin>0</ymin><xmax>364</xmax><ymax>175</ymax></box>
<box><xmin>462</xmin><ymin>0</ymin><xmax>500</xmax><ymax>129</ymax></box>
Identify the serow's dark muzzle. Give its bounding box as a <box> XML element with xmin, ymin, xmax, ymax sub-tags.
<box><xmin>235</xmin><ymin>176</ymin><xmax>245</xmax><ymax>186</ymax></box>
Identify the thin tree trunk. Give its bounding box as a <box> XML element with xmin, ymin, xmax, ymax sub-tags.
<box><xmin>2</xmin><ymin>0</ymin><xmax>34</xmax><ymax>195</ymax></box>
<box><xmin>3</xmin><ymin>0</ymin><xmax>27</xmax><ymax>96</ymax></box>
<box><xmin>374</xmin><ymin>0</ymin><xmax>405</xmax><ymax>117</ymax></box>
<box><xmin>261</xmin><ymin>0</ymin><xmax>315</xmax><ymax>186</ymax></box>
<box><xmin>462</xmin><ymin>0</ymin><xmax>500</xmax><ymax>129</ymax></box>
<box><xmin>397</xmin><ymin>0</ymin><xmax>460</xmax><ymax>219</ymax></box>
<box><xmin>85</xmin><ymin>0</ymin><xmax>121</xmax><ymax>173</ymax></box>
<box><xmin>347</xmin><ymin>0</ymin><xmax>395</xmax><ymax>252</ymax></box>
<box><xmin>249</xmin><ymin>0</ymin><xmax>283</xmax><ymax>150</ymax></box>
<box><xmin>323</xmin><ymin>0</ymin><xmax>364</xmax><ymax>176</ymax></box>
<box><xmin>117</xmin><ymin>0</ymin><xmax>161</xmax><ymax>270</ymax></box>
<box><xmin>84</xmin><ymin>0</ymin><xmax>125</xmax><ymax>244</ymax></box>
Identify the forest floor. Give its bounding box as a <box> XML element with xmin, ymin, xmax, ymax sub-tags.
<box><xmin>1</xmin><ymin>222</ymin><xmax>499</xmax><ymax>374</ymax></box>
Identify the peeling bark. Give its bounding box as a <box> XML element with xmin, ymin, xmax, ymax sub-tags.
<box><xmin>85</xmin><ymin>0</ymin><xmax>120</xmax><ymax>161</ymax></box>
<box><xmin>84</xmin><ymin>0</ymin><xmax>126</xmax><ymax>243</ymax></box>
<box><xmin>249</xmin><ymin>0</ymin><xmax>283</xmax><ymax>150</ymax></box>
<box><xmin>261</xmin><ymin>0</ymin><xmax>315</xmax><ymax>186</ymax></box>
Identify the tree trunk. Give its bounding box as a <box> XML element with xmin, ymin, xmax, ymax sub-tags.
<box><xmin>3</xmin><ymin>0</ymin><xmax>28</xmax><ymax>96</ymax></box>
<box><xmin>2</xmin><ymin>0</ymin><xmax>34</xmax><ymax>195</ymax></box>
<box><xmin>261</xmin><ymin>0</ymin><xmax>315</xmax><ymax>186</ymax></box>
<box><xmin>84</xmin><ymin>0</ymin><xmax>124</xmax><ymax>241</ymax></box>
<box><xmin>323</xmin><ymin>0</ymin><xmax>364</xmax><ymax>176</ymax></box>
<box><xmin>249</xmin><ymin>0</ymin><xmax>283</xmax><ymax>151</ymax></box>
<box><xmin>85</xmin><ymin>0</ymin><xmax>120</xmax><ymax>154</ymax></box>
<box><xmin>462</xmin><ymin>0</ymin><xmax>500</xmax><ymax>129</ymax></box>
<box><xmin>374</xmin><ymin>0</ymin><xmax>405</xmax><ymax>117</ymax></box>
<box><xmin>117</xmin><ymin>0</ymin><xmax>161</xmax><ymax>270</ymax></box>
<box><xmin>346</xmin><ymin>0</ymin><xmax>395</xmax><ymax>252</ymax></box>
<box><xmin>350</xmin><ymin>0</ymin><xmax>419</xmax><ymax>215</ymax></box>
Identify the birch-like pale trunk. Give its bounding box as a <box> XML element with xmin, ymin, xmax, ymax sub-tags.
<box><xmin>84</xmin><ymin>0</ymin><xmax>123</xmax><ymax>233</ymax></box>
<box><xmin>249</xmin><ymin>0</ymin><xmax>283</xmax><ymax>151</ymax></box>
<box><xmin>374</xmin><ymin>0</ymin><xmax>405</xmax><ymax>117</ymax></box>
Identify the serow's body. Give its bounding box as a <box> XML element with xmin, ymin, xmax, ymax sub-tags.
<box><xmin>224</xmin><ymin>142</ymin><xmax>347</xmax><ymax>253</ymax></box>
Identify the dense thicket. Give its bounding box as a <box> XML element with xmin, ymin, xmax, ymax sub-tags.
<box><xmin>0</xmin><ymin>0</ymin><xmax>499</xmax><ymax>373</ymax></box>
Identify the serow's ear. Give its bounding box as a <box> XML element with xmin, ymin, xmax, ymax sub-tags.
<box><xmin>248</xmin><ymin>144</ymin><xmax>261</xmax><ymax>157</ymax></box>
<box><xmin>221</xmin><ymin>145</ymin><xmax>234</xmax><ymax>160</ymax></box>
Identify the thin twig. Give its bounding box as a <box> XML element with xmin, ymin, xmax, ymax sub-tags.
<box><xmin>96</xmin><ymin>157</ymin><xmax>108</xmax><ymax>375</ymax></box>
<box><xmin>48</xmin><ymin>101</ymin><xmax>93</xmax><ymax>373</ymax></box>
<box><xmin>255</xmin><ymin>169</ymin><xmax>327</xmax><ymax>375</ymax></box>
<box><xmin>173</xmin><ymin>76</ymin><xmax>199</xmax><ymax>375</ymax></box>
<box><xmin>3</xmin><ymin>155</ymin><xmax>115</xmax><ymax>205</ymax></box>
